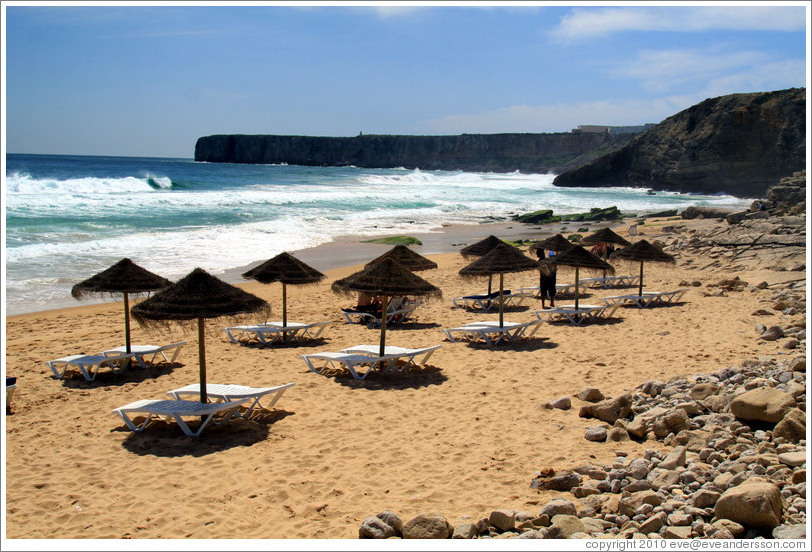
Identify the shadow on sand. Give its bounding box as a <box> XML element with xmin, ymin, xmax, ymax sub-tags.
<box><xmin>116</xmin><ymin>409</ymin><xmax>295</xmax><ymax>457</ymax></box>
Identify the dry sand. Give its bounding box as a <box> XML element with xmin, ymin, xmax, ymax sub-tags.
<box><xmin>3</xmin><ymin>217</ymin><xmax>804</xmax><ymax>543</ymax></box>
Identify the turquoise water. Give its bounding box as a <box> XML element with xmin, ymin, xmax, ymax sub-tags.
<box><xmin>5</xmin><ymin>153</ymin><xmax>751</xmax><ymax>315</ymax></box>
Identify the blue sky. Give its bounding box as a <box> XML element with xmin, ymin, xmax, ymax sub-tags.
<box><xmin>3</xmin><ymin>2</ymin><xmax>809</xmax><ymax>159</ymax></box>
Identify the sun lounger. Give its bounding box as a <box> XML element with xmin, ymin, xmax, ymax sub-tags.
<box><xmin>224</xmin><ymin>321</ymin><xmax>331</xmax><ymax>345</ymax></box>
<box><xmin>603</xmin><ymin>289</ymin><xmax>688</xmax><ymax>308</ymax></box>
<box><xmin>46</xmin><ymin>353</ymin><xmax>136</xmax><ymax>382</ymax></box>
<box><xmin>450</xmin><ymin>290</ymin><xmax>532</xmax><ymax>311</ymax></box>
<box><xmin>299</xmin><ymin>351</ymin><xmax>403</xmax><ymax>380</ymax></box>
<box><xmin>166</xmin><ymin>382</ymin><xmax>295</xmax><ymax>419</ymax></box>
<box><xmin>533</xmin><ymin>303</ymin><xmax>620</xmax><ymax>325</ymax></box>
<box><xmin>341</xmin><ymin>301</ymin><xmax>421</xmax><ymax>327</ymax></box>
<box><xmin>112</xmin><ymin>398</ymin><xmax>249</xmax><ymax>437</ymax></box>
<box><xmin>102</xmin><ymin>341</ymin><xmax>187</xmax><ymax>369</ymax></box>
<box><xmin>339</xmin><ymin>344</ymin><xmax>442</xmax><ymax>371</ymax></box>
<box><xmin>441</xmin><ymin>320</ymin><xmax>544</xmax><ymax>345</ymax></box>
<box><xmin>579</xmin><ymin>275</ymin><xmax>640</xmax><ymax>289</ymax></box>
<box><xmin>520</xmin><ymin>283</ymin><xmax>577</xmax><ymax>297</ymax></box>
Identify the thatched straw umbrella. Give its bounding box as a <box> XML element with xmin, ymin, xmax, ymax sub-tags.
<box><xmin>332</xmin><ymin>258</ymin><xmax>442</xmax><ymax>357</ymax></box>
<box><xmin>460</xmin><ymin>235</ymin><xmax>506</xmax><ymax>294</ymax></box>
<box><xmin>581</xmin><ymin>227</ymin><xmax>631</xmax><ymax>249</ymax></box>
<box><xmin>131</xmin><ymin>268</ymin><xmax>269</xmax><ymax>403</ymax></box>
<box><xmin>242</xmin><ymin>252</ymin><xmax>325</xmax><ymax>341</ymax></box>
<box><xmin>366</xmin><ymin>245</ymin><xmax>438</xmax><ymax>272</ymax></box>
<box><xmin>543</xmin><ymin>245</ymin><xmax>614</xmax><ymax>310</ymax></box>
<box><xmin>71</xmin><ymin>258</ymin><xmax>172</xmax><ymax>355</ymax></box>
<box><xmin>528</xmin><ymin>234</ymin><xmax>575</xmax><ymax>257</ymax></box>
<box><xmin>581</xmin><ymin>228</ymin><xmax>631</xmax><ymax>277</ymax></box>
<box><xmin>610</xmin><ymin>239</ymin><xmax>676</xmax><ymax>297</ymax></box>
<box><xmin>459</xmin><ymin>242</ymin><xmax>539</xmax><ymax>328</ymax></box>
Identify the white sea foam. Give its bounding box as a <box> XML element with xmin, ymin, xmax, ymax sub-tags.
<box><xmin>4</xmin><ymin>161</ymin><xmax>753</xmax><ymax>315</ymax></box>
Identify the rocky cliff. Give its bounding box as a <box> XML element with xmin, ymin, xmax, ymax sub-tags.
<box><xmin>552</xmin><ymin>88</ymin><xmax>806</xmax><ymax>198</ymax></box>
<box><xmin>194</xmin><ymin>132</ymin><xmax>634</xmax><ymax>174</ymax></box>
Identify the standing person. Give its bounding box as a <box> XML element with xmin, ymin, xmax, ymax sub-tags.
<box><xmin>539</xmin><ymin>260</ymin><xmax>557</xmax><ymax>309</ymax></box>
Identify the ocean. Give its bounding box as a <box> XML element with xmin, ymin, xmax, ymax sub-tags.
<box><xmin>4</xmin><ymin>153</ymin><xmax>752</xmax><ymax>316</ymax></box>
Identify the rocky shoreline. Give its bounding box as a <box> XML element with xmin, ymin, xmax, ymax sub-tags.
<box><xmin>357</xmin><ymin>175</ymin><xmax>807</xmax><ymax>541</ymax></box>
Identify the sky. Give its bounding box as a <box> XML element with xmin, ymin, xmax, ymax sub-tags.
<box><xmin>2</xmin><ymin>1</ymin><xmax>809</xmax><ymax>159</ymax></box>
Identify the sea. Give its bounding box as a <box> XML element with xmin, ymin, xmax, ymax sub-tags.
<box><xmin>4</xmin><ymin>153</ymin><xmax>753</xmax><ymax>316</ymax></box>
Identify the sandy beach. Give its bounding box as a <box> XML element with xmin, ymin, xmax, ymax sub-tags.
<box><xmin>3</xmin><ymin>216</ymin><xmax>805</xmax><ymax>543</ymax></box>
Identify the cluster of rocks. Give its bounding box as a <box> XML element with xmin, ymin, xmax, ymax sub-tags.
<box><xmin>359</xmin><ymin>348</ymin><xmax>807</xmax><ymax>540</ymax></box>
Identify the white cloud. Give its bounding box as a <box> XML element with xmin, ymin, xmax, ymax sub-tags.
<box><xmin>550</xmin><ymin>6</ymin><xmax>806</xmax><ymax>41</ymax></box>
<box><xmin>612</xmin><ymin>47</ymin><xmax>806</xmax><ymax>95</ymax></box>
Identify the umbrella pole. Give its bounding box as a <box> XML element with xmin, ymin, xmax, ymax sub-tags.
<box><xmin>488</xmin><ymin>274</ymin><xmax>493</xmax><ymax>295</ymax></box>
<box><xmin>498</xmin><ymin>273</ymin><xmax>504</xmax><ymax>328</ymax></box>
<box><xmin>638</xmin><ymin>261</ymin><xmax>644</xmax><ymax>297</ymax></box>
<box><xmin>123</xmin><ymin>292</ymin><xmax>131</xmax><ymax>354</ymax></box>
<box><xmin>198</xmin><ymin>317</ymin><xmax>208</xmax><ymax>404</ymax></box>
<box><xmin>379</xmin><ymin>295</ymin><xmax>390</xmax><ymax>357</ymax></box>
<box><xmin>574</xmin><ymin>267</ymin><xmax>580</xmax><ymax>310</ymax></box>
<box><xmin>282</xmin><ymin>282</ymin><xmax>288</xmax><ymax>342</ymax></box>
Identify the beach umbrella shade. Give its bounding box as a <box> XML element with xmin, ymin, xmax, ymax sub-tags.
<box><xmin>543</xmin><ymin>245</ymin><xmax>615</xmax><ymax>310</ymax></box>
<box><xmin>365</xmin><ymin>245</ymin><xmax>438</xmax><ymax>272</ymax></box>
<box><xmin>610</xmin><ymin>239</ymin><xmax>676</xmax><ymax>297</ymax></box>
<box><xmin>331</xmin><ymin>257</ymin><xmax>442</xmax><ymax>357</ymax></box>
<box><xmin>580</xmin><ymin>228</ymin><xmax>631</xmax><ymax>276</ymax></box>
<box><xmin>459</xmin><ymin>235</ymin><xmax>506</xmax><ymax>293</ymax></box>
<box><xmin>131</xmin><ymin>268</ymin><xmax>269</xmax><ymax>403</ymax></box>
<box><xmin>528</xmin><ymin>234</ymin><xmax>576</xmax><ymax>256</ymax></box>
<box><xmin>71</xmin><ymin>258</ymin><xmax>173</xmax><ymax>355</ymax></box>
<box><xmin>459</xmin><ymin>242</ymin><xmax>540</xmax><ymax>327</ymax></box>
<box><xmin>580</xmin><ymin>227</ymin><xmax>631</xmax><ymax>248</ymax></box>
<box><xmin>242</xmin><ymin>252</ymin><xmax>325</xmax><ymax>341</ymax></box>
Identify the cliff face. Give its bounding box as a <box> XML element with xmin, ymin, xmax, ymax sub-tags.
<box><xmin>194</xmin><ymin>132</ymin><xmax>634</xmax><ymax>174</ymax></box>
<box><xmin>552</xmin><ymin>88</ymin><xmax>806</xmax><ymax>198</ymax></box>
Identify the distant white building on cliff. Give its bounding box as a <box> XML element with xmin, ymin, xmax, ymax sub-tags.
<box><xmin>572</xmin><ymin>124</ymin><xmax>656</xmax><ymax>134</ymax></box>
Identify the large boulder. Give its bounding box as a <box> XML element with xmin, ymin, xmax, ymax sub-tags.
<box><xmin>714</xmin><ymin>478</ymin><xmax>784</xmax><ymax>529</ymax></box>
<box><xmin>729</xmin><ymin>388</ymin><xmax>796</xmax><ymax>423</ymax></box>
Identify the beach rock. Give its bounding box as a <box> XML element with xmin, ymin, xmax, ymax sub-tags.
<box><xmin>606</xmin><ymin>428</ymin><xmax>629</xmax><ymax>442</ymax></box>
<box><xmin>773</xmin><ymin>524</ymin><xmax>806</xmax><ymax>539</ymax></box>
<box><xmin>539</xmin><ymin>499</ymin><xmax>577</xmax><ymax>518</ymax></box>
<box><xmin>489</xmin><ymin>509</ymin><xmax>516</xmax><ymax>532</ymax></box>
<box><xmin>730</xmin><ymin>388</ymin><xmax>796</xmax><ymax>423</ymax></box>
<box><xmin>618</xmin><ymin>491</ymin><xmax>662</xmax><ymax>518</ymax></box>
<box><xmin>547</xmin><ymin>396</ymin><xmax>571</xmax><ymax>410</ymax></box>
<box><xmin>376</xmin><ymin>511</ymin><xmax>403</xmax><ymax>535</ymax></box>
<box><xmin>402</xmin><ymin>512</ymin><xmax>453</xmax><ymax>539</ymax></box>
<box><xmin>773</xmin><ymin>409</ymin><xmax>806</xmax><ymax>443</ymax></box>
<box><xmin>452</xmin><ymin>522</ymin><xmax>478</xmax><ymax>539</ymax></box>
<box><xmin>359</xmin><ymin>516</ymin><xmax>396</xmax><ymax>539</ymax></box>
<box><xmin>585</xmin><ymin>426</ymin><xmax>607</xmax><ymax>442</ymax></box>
<box><xmin>579</xmin><ymin>393</ymin><xmax>632</xmax><ymax>424</ymax></box>
<box><xmin>777</xmin><ymin>451</ymin><xmax>806</xmax><ymax>468</ymax></box>
<box><xmin>663</xmin><ymin>526</ymin><xmax>693</xmax><ymax>539</ymax></box>
<box><xmin>547</xmin><ymin>515</ymin><xmax>586</xmax><ymax>539</ymax></box>
<box><xmin>715</xmin><ymin>479</ymin><xmax>784</xmax><ymax>529</ymax></box>
<box><xmin>531</xmin><ymin>471</ymin><xmax>582</xmax><ymax>492</ymax></box>
<box><xmin>759</xmin><ymin>326</ymin><xmax>785</xmax><ymax>341</ymax></box>
<box><xmin>658</xmin><ymin>446</ymin><xmax>688</xmax><ymax>470</ymax></box>
<box><xmin>692</xmin><ymin>489</ymin><xmax>721</xmax><ymax>509</ymax></box>
<box><xmin>710</xmin><ymin>519</ymin><xmax>745</xmax><ymax>538</ymax></box>
<box><xmin>576</xmin><ymin>387</ymin><xmax>605</xmax><ymax>402</ymax></box>
<box><xmin>690</xmin><ymin>383</ymin><xmax>720</xmax><ymax>400</ymax></box>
